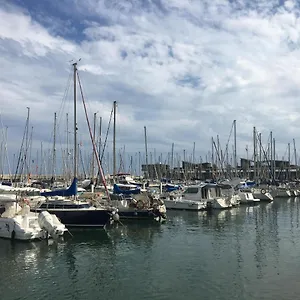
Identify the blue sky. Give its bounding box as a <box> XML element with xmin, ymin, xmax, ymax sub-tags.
<box><xmin>1</xmin><ymin>0</ymin><xmax>300</xmax><ymax>174</ymax></box>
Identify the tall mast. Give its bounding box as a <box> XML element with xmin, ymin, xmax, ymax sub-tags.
<box><xmin>211</xmin><ymin>137</ymin><xmax>214</xmax><ymax>178</ymax></box>
<box><xmin>217</xmin><ymin>135</ymin><xmax>220</xmax><ymax>177</ymax></box>
<box><xmin>98</xmin><ymin>116</ymin><xmax>102</xmax><ymax>162</ymax></box>
<box><xmin>171</xmin><ymin>143</ymin><xmax>174</xmax><ymax>179</ymax></box>
<box><xmin>28</xmin><ymin>126</ymin><xmax>33</xmax><ymax>178</ymax></box>
<box><xmin>66</xmin><ymin>113</ymin><xmax>69</xmax><ymax>181</ymax></box>
<box><xmin>293</xmin><ymin>138</ymin><xmax>297</xmax><ymax>179</ymax></box>
<box><xmin>233</xmin><ymin>119</ymin><xmax>237</xmax><ymax>177</ymax></box>
<box><xmin>138</xmin><ymin>151</ymin><xmax>141</xmax><ymax>176</ymax></box>
<box><xmin>92</xmin><ymin>112</ymin><xmax>97</xmax><ymax>181</ymax></box>
<box><xmin>273</xmin><ymin>138</ymin><xmax>276</xmax><ymax>180</ymax></box>
<box><xmin>24</xmin><ymin>107</ymin><xmax>30</xmax><ymax>181</ymax></box>
<box><xmin>253</xmin><ymin>127</ymin><xmax>256</xmax><ymax>181</ymax></box>
<box><xmin>288</xmin><ymin>142</ymin><xmax>290</xmax><ymax>180</ymax></box>
<box><xmin>144</xmin><ymin>126</ymin><xmax>149</xmax><ymax>179</ymax></box>
<box><xmin>40</xmin><ymin>142</ymin><xmax>43</xmax><ymax>177</ymax></box>
<box><xmin>113</xmin><ymin>101</ymin><xmax>117</xmax><ymax>183</ymax></box>
<box><xmin>73</xmin><ymin>63</ymin><xmax>78</xmax><ymax>179</ymax></box>
<box><xmin>270</xmin><ymin>131</ymin><xmax>273</xmax><ymax>181</ymax></box>
<box><xmin>258</xmin><ymin>132</ymin><xmax>262</xmax><ymax>179</ymax></box>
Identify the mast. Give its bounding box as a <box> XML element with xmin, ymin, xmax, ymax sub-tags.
<box><xmin>98</xmin><ymin>116</ymin><xmax>102</xmax><ymax>162</ymax></box>
<box><xmin>288</xmin><ymin>142</ymin><xmax>290</xmax><ymax>180</ymax></box>
<box><xmin>40</xmin><ymin>142</ymin><xmax>43</xmax><ymax>177</ymax></box>
<box><xmin>258</xmin><ymin>132</ymin><xmax>262</xmax><ymax>179</ymax></box>
<box><xmin>28</xmin><ymin>126</ymin><xmax>33</xmax><ymax>180</ymax></box>
<box><xmin>245</xmin><ymin>144</ymin><xmax>248</xmax><ymax>178</ymax></box>
<box><xmin>273</xmin><ymin>138</ymin><xmax>276</xmax><ymax>180</ymax></box>
<box><xmin>92</xmin><ymin>112</ymin><xmax>97</xmax><ymax>182</ymax></box>
<box><xmin>138</xmin><ymin>151</ymin><xmax>141</xmax><ymax>176</ymax></box>
<box><xmin>192</xmin><ymin>142</ymin><xmax>195</xmax><ymax>179</ymax></box>
<box><xmin>113</xmin><ymin>101</ymin><xmax>117</xmax><ymax>183</ymax></box>
<box><xmin>293</xmin><ymin>138</ymin><xmax>297</xmax><ymax>179</ymax></box>
<box><xmin>270</xmin><ymin>131</ymin><xmax>273</xmax><ymax>181</ymax></box>
<box><xmin>24</xmin><ymin>107</ymin><xmax>30</xmax><ymax>182</ymax></box>
<box><xmin>211</xmin><ymin>137</ymin><xmax>214</xmax><ymax>178</ymax></box>
<box><xmin>171</xmin><ymin>143</ymin><xmax>174</xmax><ymax>179</ymax></box>
<box><xmin>233</xmin><ymin>119</ymin><xmax>237</xmax><ymax>177</ymax></box>
<box><xmin>52</xmin><ymin>112</ymin><xmax>57</xmax><ymax>180</ymax></box>
<box><xmin>144</xmin><ymin>126</ymin><xmax>149</xmax><ymax>179</ymax></box>
<box><xmin>66</xmin><ymin>113</ymin><xmax>69</xmax><ymax>181</ymax></box>
<box><xmin>253</xmin><ymin>127</ymin><xmax>256</xmax><ymax>181</ymax></box>
<box><xmin>73</xmin><ymin>62</ymin><xmax>78</xmax><ymax>179</ymax></box>
<box><xmin>217</xmin><ymin>135</ymin><xmax>220</xmax><ymax>178</ymax></box>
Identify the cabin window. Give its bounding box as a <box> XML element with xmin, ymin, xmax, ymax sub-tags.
<box><xmin>201</xmin><ymin>188</ymin><xmax>208</xmax><ymax>199</ymax></box>
<box><xmin>209</xmin><ymin>188</ymin><xmax>217</xmax><ymax>198</ymax></box>
<box><xmin>184</xmin><ymin>187</ymin><xmax>199</xmax><ymax>194</ymax></box>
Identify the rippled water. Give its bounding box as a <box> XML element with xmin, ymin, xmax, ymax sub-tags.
<box><xmin>1</xmin><ymin>198</ymin><xmax>300</xmax><ymax>300</ymax></box>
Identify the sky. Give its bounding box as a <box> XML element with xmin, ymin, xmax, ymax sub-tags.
<box><xmin>1</xmin><ymin>0</ymin><xmax>300</xmax><ymax>174</ymax></box>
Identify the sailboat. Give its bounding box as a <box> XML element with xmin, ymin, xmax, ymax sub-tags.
<box><xmin>32</xmin><ymin>62</ymin><xmax>118</xmax><ymax>227</ymax></box>
<box><xmin>102</xmin><ymin>101</ymin><xmax>167</xmax><ymax>222</ymax></box>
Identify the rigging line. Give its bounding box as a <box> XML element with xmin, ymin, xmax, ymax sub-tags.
<box><xmin>75</xmin><ymin>70</ymin><xmax>94</xmax><ymax>117</ymax></box>
<box><xmin>221</xmin><ymin>121</ymin><xmax>234</xmax><ymax>165</ymax></box>
<box><xmin>101</xmin><ymin>106</ymin><xmax>114</xmax><ymax>162</ymax></box>
<box><xmin>47</xmin><ymin>66</ymin><xmax>72</xmax><ymax>145</ymax></box>
<box><xmin>57</xmin><ymin>68</ymin><xmax>72</xmax><ymax>122</ymax></box>
<box><xmin>14</xmin><ymin>115</ymin><xmax>28</xmax><ymax>182</ymax></box>
<box><xmin>45</xmin><ymin>67</ymin><xmax>72</xmax><ymax>177</ymax></box>
<box><xmin>256</xmin><ymin>133</ymin><xmax>274</xmax><ymax>180</ymax></box>
<box><xmin>79</xmin><ymin>146</ymin><xmax>86</xmax><ymax>178</ymax></box>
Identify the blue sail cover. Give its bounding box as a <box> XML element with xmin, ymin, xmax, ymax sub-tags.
<box><xmin>40</xmin><ymin>178</ymin><xmax>78</xmax><ymax>197</ymax></box>
<box><xmin>113</xmin><ymin>184</ymin><xmax>141</xmax><ymax>195</ymax></box>
<box><xmin>165</xmin><ymin>184</ymin><xmax>181</xmax><ymax>192</ymax></box>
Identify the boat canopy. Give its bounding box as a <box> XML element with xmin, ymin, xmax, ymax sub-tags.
<box><xmin>113</xmin><ymin>184</ymin><xmax>141</xmax><ymax>195</ymax></box>
<box><xmin>40</xmin><ymin>178</ymin><xmax>77</xmax><ymax>197</ymax></box>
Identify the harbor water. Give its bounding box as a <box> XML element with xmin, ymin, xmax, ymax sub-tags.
<box><xmin>1</xmin><ymin>198</ymin><xmax>300</xmax><ymax>300</ymax></box>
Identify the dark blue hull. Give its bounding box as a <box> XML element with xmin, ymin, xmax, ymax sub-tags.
<box><xmin>32</xmin><ymin>208</ymin><xmax>111</xmax><ymax>227</ymax></box>
<box><xmin>118</xmin><ymin>209</ymin><xmax>167</xmax><ymax>222</ymax></box>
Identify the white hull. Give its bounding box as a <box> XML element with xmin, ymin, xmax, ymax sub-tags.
<box><xmin>252</xmin><ymin>190</ymin><xmax>273</xmax><ymax>202</ymax></box>
<box><xmin>239</xmin><ymin>192</ymin><xmax>260</xmax><ymax>204</ymax></box>
<box><xmin>272</xmin><ymin>190</ymin><xmax>292</xmax><ymax>198</ymax></box>
<box><xmin>164</xmin><ymin>198</ymin><xmax>206</xmax><ymax>211</ymax></box>
<box><xmin>206</xmin><ymin>198</ymin><xmax>232</xmax><ymax>209</ymax></box>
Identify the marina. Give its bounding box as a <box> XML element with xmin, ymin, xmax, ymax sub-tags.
<box><xmin>1</xmin><ymin>198</ymin><xmax>300</xmax><ymax>300</ymax></box>
<box><xmin>2</xmin><ymin>0</ymin><xmax>300</xmax><ymax>299</ymax></box>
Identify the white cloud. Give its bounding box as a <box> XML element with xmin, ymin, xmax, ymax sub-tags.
<box><xmin>1</xmin><ymin>0</ymin><xmax>300</xmax><ymax>174</ymax></box>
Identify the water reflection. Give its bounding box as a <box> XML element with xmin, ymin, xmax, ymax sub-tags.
<box><xmin>167</xmin><ymin>202</ymin><xmax>283</xmax><ymax>281</ymax></box>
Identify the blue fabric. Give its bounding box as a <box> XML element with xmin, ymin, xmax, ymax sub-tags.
<box><xmin>41</xmin><ymin>178</ymin><xmax>78</xmax><ymax>197</ymax></box>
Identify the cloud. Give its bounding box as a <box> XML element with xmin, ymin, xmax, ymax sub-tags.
<box><xmin>1</xmin><ymin>0</ymin><xmax>300</xmax><ymax>175</ymax></box>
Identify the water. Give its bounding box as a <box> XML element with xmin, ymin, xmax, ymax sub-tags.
<box><xmin>1</xmin><ymin>198</ymin><xmax>300</xmax><ymax>300</ymax></box>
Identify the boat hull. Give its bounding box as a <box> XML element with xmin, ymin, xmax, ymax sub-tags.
<box><xmin>206</xmin><ymin>198</ymin><xmax>232</xmax><ymax>210</ymax></box>
<box><xmin>164</xmin><ymin>199</ymin><xmax>206</xmax><ymax>211</ymax></box>
<box><xmin>32</xmin><ymin>209</ymin><xmax>111</xmax><ymax>227</ymax></box>
<box><xmin>117</xmin><ymin>209</ymin><xmax>167</xmax><ymax>222</ymax></box>
<box><xmin>0</xmin><ymin>218</ymin><xmax>46</xmax><ymax>241</ymax></box>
